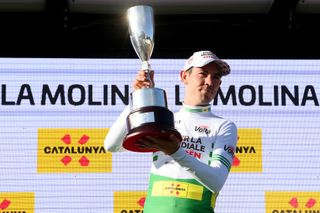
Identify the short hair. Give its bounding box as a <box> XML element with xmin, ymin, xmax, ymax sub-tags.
<box><xmin>186</xmin><ymin>67</ymin><xmax>193</xmax><ymax>73</ymax></box>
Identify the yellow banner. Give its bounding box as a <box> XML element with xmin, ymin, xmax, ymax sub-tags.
<box><xmin>231</xmin><ymin>128</ymin><xmax>262</xmax><ymax>173</ymax></box>
<box><xmin>152</xmin><ymin>181</ymin><xmax>203</xmax><ymax>201</ymax></box>
<box><xmin>0</xmin><ymin>192</ymin><xmax>34</xmax><ymax>213</ymax></box>
<box><xmin>114</xmin><ymin>191</ymin><xmax>146</xmax><ymax>213</ymax></box>
<box><xmin>266</xmin><ymin>192</ymin><xmax>320</xmax><ymax>212</ymax></box>
<box><xmin>38</xmin><ymin>128</ymin><xmax>112</xmax><ymax>173</ymax></box>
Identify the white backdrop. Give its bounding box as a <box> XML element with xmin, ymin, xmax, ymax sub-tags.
<box><xmin>0</xmin><ymin>58</ymin><xmax>319</xmax><ymax>213</ymax></box>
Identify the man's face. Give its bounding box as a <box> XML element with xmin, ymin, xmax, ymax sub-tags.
<box><xmin>181</xmin><ymin>62</ymin><xmax>222</xmax><ymax>106</ymax></box>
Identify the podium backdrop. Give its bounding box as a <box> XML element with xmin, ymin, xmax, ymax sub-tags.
<box><xmin>0</xmin><ymin>58</ymin><xmax>319</xmax><ymax>213</ymax></box>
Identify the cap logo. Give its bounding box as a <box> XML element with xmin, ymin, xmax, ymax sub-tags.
<box><xmin>200</xmin><ymin>51</ymin><xmax>217</xmax><ymax>59</ymax></box>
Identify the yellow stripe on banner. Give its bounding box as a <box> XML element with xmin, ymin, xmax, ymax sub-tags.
<box><xmin>113</xmin><ymin>191</ymin><xmax>147</xmax><ymax>213</ymax></box>
<box><xmin>0</xmin><ymin>192</ymin><xmax>34</xmax><ymax>213</ymax></box>
<box><xmin>152</xmin><ymin>181</ymin><xmax>203</xmax><ymax>201</ymax></box>
<box><xmin>265</xmin><ymin>191</ymin><xmax>320</xmax><ymax>212</ymax></box>
<box><xmin>37</xmin><ymin>128</ymin><xmax>112</xmax><ymax>173</ymax></box>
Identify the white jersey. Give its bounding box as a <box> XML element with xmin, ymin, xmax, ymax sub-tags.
<box><xmin>104</xmin><ymin>104</ymin><xmax>237</xmax><ymax>213</ymax></box>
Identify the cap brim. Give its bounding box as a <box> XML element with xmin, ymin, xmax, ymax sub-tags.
<box><xmin>198</xmin><ymin>59</ymin><xmax>231</xmax><ymax>76</ymax></box>
<box><xmin>183</xmin><ymin>58</ymin><xmax>231</xmax><ymax>76</ymax></box>
<box><xmin>211</xmin><ymin>60</ymin><xmax>231</xmax><ymax>76</ymax></box>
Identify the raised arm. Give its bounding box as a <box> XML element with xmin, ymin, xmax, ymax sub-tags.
<box><xmin>104</xmin><ymin>106</ymin><xmax>130</xmax><ymax>152</ymax></box>
<box><xmin>104</xmin><ymin>70</ymin><xmax>155</xmax><ymax>152</ymax></box>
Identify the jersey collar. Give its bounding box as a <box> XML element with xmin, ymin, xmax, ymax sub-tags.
<box><xmin>182</xmin><ymin>103</ymin><xmax>211</xmax><ymax>113</ymax></box>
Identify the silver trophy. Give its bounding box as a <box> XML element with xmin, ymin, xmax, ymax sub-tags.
<box><xmin>123</xmin><ymin>5</ymin><xmax>181</xmax><ymax>152</ymax></box>
<box><xmin>127</xmin><ymin>5</ymin><xmax>154</xmax><ymax>78</ymax></box>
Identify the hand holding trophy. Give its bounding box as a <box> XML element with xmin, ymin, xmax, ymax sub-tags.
<box><xmin>122</xmin><ymin>5</ymin><xmax>182</xmax><ymax>152</ymax></box>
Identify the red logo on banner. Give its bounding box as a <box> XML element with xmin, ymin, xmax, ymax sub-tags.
<box><xmin>231</xmin><ymin>129</ymin><xmax>262</xmax><ymax>173</ymax></box>
<box><xmin>60</xmin><ymin>134</ymin><xmax>90</xmax><ymax>166</ymax></box>
<box><xmin>265</xmin><ymin>192</ymin><xmax>320</xmax><ymax>213</ymax></box>
<box><xmin>38</xmin><ymin>128</ymin><xmax>111</xmax><ymax>173</ymax></box>
<box><xmin>114</xmin><ymin>191</ymin><xmax>146</xmax><ymax>213</ymax></box>
<box><xmin>137</xmin><ymin>197</ymin><xmax>146</xmax><ymax>207</ymax></box>
<box><xmin>232</xmin><ymin>155</ymin><xmax>240</xmax><ymax>166</ymax></box>
<box><xmin>232</xmin><ymin>136</ymin><xmax>240</xmax><ymax>167</ymax></box>
<box><xmin>0</xmin><ymin>199</ymin><xmax>10</xmax><ymax>210</ymax></box>
<box><xmin>288</xmin><ymin>197</ymin><xmax>317</xmax><ymax>209</ymax></box>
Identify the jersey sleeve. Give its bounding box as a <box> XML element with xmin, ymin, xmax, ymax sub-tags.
<box><xmin>210</xmin><ymin>120</ymin><xmax>238</xmax><ymax>172</ymax></box>
<box><xmin>104</xmin><ymin>106</ymin><xmax>130</xmax><ymax>152</ymax></box>
<box><xmin>170</xmin><ymin>121</ymin><xmax>237</xmax><ymax>193</ymax></box>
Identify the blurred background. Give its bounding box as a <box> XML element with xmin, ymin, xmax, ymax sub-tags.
<box><xmin>0</xmin><ymin>0</ymin><xmax>319</xmax><ymax>59</ymax></box>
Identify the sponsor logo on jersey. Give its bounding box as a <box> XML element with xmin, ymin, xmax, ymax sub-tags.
<box><xmin>113</xmin><ymin>191</ymin><xmax>146</xmax><ymax>213</ymax></box>
<box><xmin>195</xmin><ymin>125</ymin><xmax>211</xmax><ymax>135</ymax></box>
<box><xmin>37</xmin><ymin>128</ymin><xmax>112</xmax><ymax>173</ymax></box>
<box><xmin>265</xmin><ymin>192</ymin><xmax>320</xmax><ymax>213</ymax></box>
<box><xmin>231</xmin><ymin>128</ymin><xmax>262</xmax><ymax>173</ymax></box>
<box><xmin>224</xmin><ymin>145</ymin><xmax>235</xmax><ymax>157</ymax></box>
<box><xmin>152</xmin><ymin>181</ymin><xmax>203</xmax><ymax>201</ymax></box>
<box><xmin>0</xmin><ymin>192</ymin><xmax>34</xmax><ymax>213</ymax></box>
<box><xmin>180</xmin><ymin>136</ymin><xmax>205</xmax><ymax>159</ymax></box>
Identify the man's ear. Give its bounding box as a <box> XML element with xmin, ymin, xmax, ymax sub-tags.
<box><xmin>180</xmin><ymin>70</ymin><xmax>188</xmax><ymax>84</ymax></box>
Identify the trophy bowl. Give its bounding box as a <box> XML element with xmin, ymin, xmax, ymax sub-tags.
<box><xmin>122</xmin><ymin>5</ymin><xmax>182</xmax><ymax>152</ymax></box>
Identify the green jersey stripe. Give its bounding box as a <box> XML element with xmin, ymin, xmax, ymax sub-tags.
<box><xmin>182</xmin><ymin>105</ymin><xmax>211</xmax><ymax>113</ymax></box>
<box><xmin>211</xmin><ymin>154</ymin><xmax>231</xmax><ymax>167</ymax></box>
<box><xmin>211</xmin><ymin>155</ymin><xmax>231</xmax><ymax>171</ymax></box>
<box><xmin>211</xmin><ymin>155</ymin><xmax>231</xmax><ymax>169</ymax></box>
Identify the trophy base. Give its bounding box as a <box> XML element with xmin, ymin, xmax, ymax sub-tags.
<box><xmin>123</xmin><ymin>124</ymin><xmax>182</xmax><ymax>152</ymax></box>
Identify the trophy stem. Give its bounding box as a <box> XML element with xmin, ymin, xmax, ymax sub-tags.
<box><xmin>141</xmin><ymin>61</ymin><xmax>154</xmax><ymax>88</ymax></box>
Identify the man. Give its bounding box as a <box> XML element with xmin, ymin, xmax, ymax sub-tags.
<box><xmin>105</xmin><ymin>50</ymin><xmax>237</xmax><ymax>213</ymax></box>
